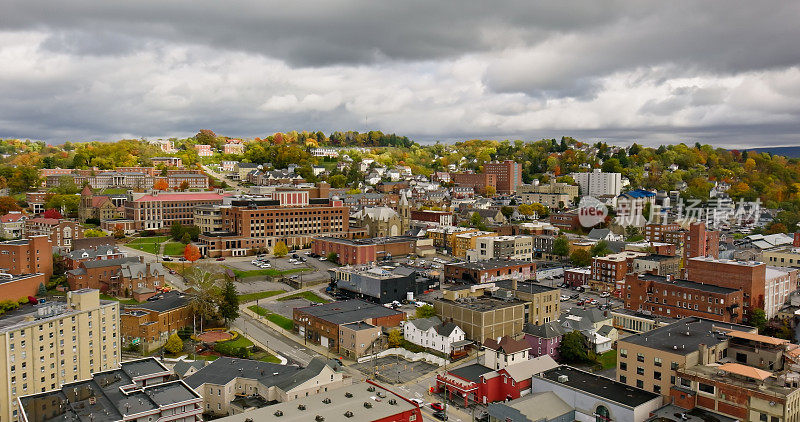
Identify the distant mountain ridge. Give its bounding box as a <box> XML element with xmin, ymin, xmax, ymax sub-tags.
<box><xmin>744</xmin><ymin>146</ymin><xmax>800</xmax><ymax>158</ymax></box>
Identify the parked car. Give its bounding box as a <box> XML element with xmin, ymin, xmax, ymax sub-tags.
<box><xmin>560</xmin><ymin>295</ymin><xmax>570</xmax><ymax>301</ymax></box>
<box><xmin>570</xmin><ymin>293</ymin><xmax>579</xmax><ymax>299</ymax></box>
<box><xmin>576</xmin><ymin>300</ymin><xmax>584</xmax><ymax>306</ymax></box>
<box><xmin>590</xmin><ymin>299</ymin><xmax>599</xmax><ymax>305</ymax></box>
<box><xmin>600</xmin><ymin>291</ymin><xmax>610</xmax><ymax>298</ymax></box>
<box><xmin>291</xmin><ymin>253</ymin><xmax>300</xmax><ymax>259</ymax></box>
<box><xmin>409</xmin><ymin>398</ymin><xmax>424</xmax><ymax>407</ymax></box>
<box><xmin>216</xmin><ymin>257</ymin><xmax>225</xmax><ymax>261</ymax></box>
<box><xmin>319</xmin><ymin>256</ymin><xmax>327</xmax><ymax>261</ymax></box>
<box><xmin>162</xmin><ymin>256</ymin><xmax>172</xmax><ymax>261</ymax></box>
<box><xmin>288</xmin><ymin>259</ymin><xmax>296</xmax><ymax>263</ymax></box>
<box><xmin>432</xmin><ymin>411</ymin><xmax>448</xmax><ymax>421</ymax></box>
<box><xmin>168</xmin><ymin>269</ymin><xmax>176</xmax><ymax>275</ymax></box>
<box><xmin>430</xmin><ymin>403</ymin><xmax>445</xmax><ymax>411</ymax></box>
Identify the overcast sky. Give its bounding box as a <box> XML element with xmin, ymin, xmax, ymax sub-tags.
<box><xmin>1</xmin><ymin>1</ymin><xmax>799</xmax><ymax>147</ymax></box>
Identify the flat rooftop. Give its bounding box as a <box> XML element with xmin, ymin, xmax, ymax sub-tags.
<box><xmin>446</xmin><ymin>259</ymin><xmax>533</xmax><ymax>271</ymax></box>
<box><xmin>688</xmin><ymin>256</ymin><xmax>764</xmax><ymax>266</ymax></box>
<box><xmin>315</xmin><ymin>236</ymin><xmax>416</xmax><ymax>246</ymax></box>
<box><xmin>212</xmin><ymin>382</ymin><xmax>418</xmax><ymax>422</ymax></box>
<box><xmin>618</xmin><ymin>317</ymin><xmax>754</xmax><ymax>355</ymax></box>
<box><xmin>448</xmin><ymin>363</ymin><xmax>493</xmax><ymax>383</ymax></box>
<box><xmin>295</xmin><ymin>299</ymin><xmax>404</xmax><ymax>325</ymax></box>
<box><xmin>636</xmin><ymin>254</ymin><xmax>679</xmax><ymax>262</ymax></box>
<box><xmin>538</xmin><ymin>366</ymin><xmax>660</xmax><ymax>408</ymax></box>
<box><xmin>0</xmin><ymin>272</ymin><xmax>44</xmax><ymax>286</ymax></box>
<box><xmin>638</xmin><ymin>274</ymin><xmax>740</xmax><ymax>294</ymax></box>
<box><xmin>124</xmin><ymin>290</ymin><xmax>188</xmax><ymax>313</ymax></box>
<box><xmin>0</xmin><ymin>297</ymin><xmax>116</xmax><ymax>333</ymax></box>
<box><xmin>646</xmin><ymin>404</ymin><xmax>738</xmax><ymax>422</ymax></box>
<box><xmin>435</xmin><ymin>296</ymin><xmax>525</xmax><ymax>312</ymax></box>
<box><xmin>494</xmin><ymin>279</ymin><xmax>559</xmax><ymax>294</ymax></box>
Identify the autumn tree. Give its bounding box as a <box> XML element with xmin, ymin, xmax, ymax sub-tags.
<box><xmin>112</xmin><ymin>226</ymin><xmax>125</xmax><ymax>239</ymax></box>
<box><xmin>43</xmin><ymin>209</ymin><xmax>63</xmax><ymax>219</ymax></box>
<box><xmin>179</xmin><ymin>181</ymin><xmax>190</xmax><ymax>191</ymax></box>
<box><xmin>415</xmin><ymin>304</ymin><xmax>436</xmax><ymax>319</ymax></box>
<box><xmin>273</xmin><ymin>241</ymin><xmax>288</xmax><ymax>257</ymax></box>
<box><xmin>485</xmin><ymin>186</ymin><xmax>496</xmax><ymax>197</ymax></box>
<box><xmin>0</xmin><ymin>196</ymin><xmax>22</xmax><ymax>215</ymax></box>
<box><xmin>184</xmin><ymin>244</ymin><xmax>201</xmax><ymax>262</ymax></box>
<box><xmin>570</xmin><ymin>249</ymin><xmax>592</xmax><ymax>267</ymax></box>
<box><xmin>388</xmin><ymin>329</ymin><xmax>402</xmax><ymax>348</ymax></box>
<box><xmin>164</xmin><ymin>333</ymin><xmax>184</xmax><ymax>355</ymax></box>
<box><xmin>84</xmin><ymin>229</ymin><xmax>105</xmax><ymax>238</ymax></box>
<box><xmin>153</xmin><ymin>179</ymin><xmax>169</xmax><ymax>190</ymax></box>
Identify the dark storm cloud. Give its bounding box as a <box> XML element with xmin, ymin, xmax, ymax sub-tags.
<box><xmin>0</xmin><ymin>0</ymin><xmax>798</xmax><ymax>146</ymax></box>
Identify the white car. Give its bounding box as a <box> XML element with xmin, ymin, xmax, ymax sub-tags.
<box><xmin>319</xmin><ymin>257</ymin><xmax>327</xmax><ymax>261</ymax></box>
<box><xmin>288</xmin><ymin>259</ymin><xmax>296</xmax><ymax>263</ymax></box>
<box><xmin>293</xmin><ymin>261</ymin><xmax>303</xmax><ymax>265</ymax></box>
<box><xmin>415</xmin><ymin>301</ymin><xmax>429</xmax><ymax>308</ymax></box>
<box><xmin>409</xmin><ymin>398</ymin><xmax>424</xmax><ymax>407</ymax></box>
<box><xmin>600</xmin><ymin>292</ymin><xmax>611</xmax><ymax>298</ymax></box>
<box><xmin>560</xmin><ymin>295</ymin><xmax>570</xmax><ymax>301</ymax></box>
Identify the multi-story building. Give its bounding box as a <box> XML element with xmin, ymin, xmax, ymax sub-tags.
<box><xmin>184</xmin><ymin>356</ymin><xmax>347</xmax><ymax>417</ymax></box>
<box><xmin>482</xmin><ymin>335</ymin><xmax>531</xmax><ymax>370</ymax></box>
<box><xmin>570</xmin><ymin>169</ymin><xmax>622</xmax><ymax>197</ymax></box>
<box><xmin>158</xmin><ymin>172</ymin><xmax>210</xmax><ymax>190</ymax></box>
<box><xmin>0</xmin><ymin>212</ymin><xmax>26</xmax><ymax>239</ymax></box>
<box><xmin>150</xmin><ymin>139</ymin><xmax>177</xmax><ymax>153</ymax></box>
<box><xmin>519</xmin><ymin>182</ymin><xmax>579</xmax><ymax>208</ymax></box>
<box><xmin>293</xmin><ymin>300</ymin><xmax>405</xmax><ymax>352</ymax></box>
<box><xmin>24</xmin><ymin>193</ymin><xmax>47</xmax><ymax>215</ymax></box>
<box><xmin>120</xmin><ymin>291</ymin><xmax>192</xmax><ymax>352</ymax></box>
<box><xmin>549</xmin><ymin>210</ymin><xmax>581</xmax><ymax>231</ymax></box>
<box><xmin>564</xmin><ymin>267</ymin><xmax>591</xmax><ymax>287</ymax></box>
<box><xmin>67</xmin><ymin>258</ymin><xmax>166</xmax><ymax>298</ymax></box>
<box><xmin>615</xmin><ymin>317</ymin><xmax>754</xmax><ymax>399</ymax></box>
<box><xmin>466</xmin><ymin>235</ymin><xmax>534</xmax><ymax>262</ymax></box>
<box><xmin>194</xmin><ymin>144</ymin><xmax>213</xmax><ymax>156</ymax></box>
<box><xmin>684</xmin><ymin>222</ymin><xmax>720</xmax><ymax>262</ymax></box>
<box><xmin>494</xmin><ymin>280</ymin><xmax>560</xmax><ymax>326</ymax></box>
<box><xmin>410</xmin><ymin>209</ymin><xmax>453</xmax><ymax>226</ymax></box>
<box><xmin>1</xmin><ymin>289</ymin><xmax>120</xmax><ymax>421</ymax></box>
<box><xmin>18</xmin><ymin>358</ymin><xmax>201</xmax><ymax>422</ymax></box>
<box><xmin>444</xmin><ymin>259</ymin><xmax>536</xmax><ymax>284</ymax></box>
<box><xmin>63</xmin><ymin>245</ymin><xmax>126</xmax><ymax>270</ymax></box>
<box><xmin>453</xmin><ymin>231</ymin><xmax>497</xmax><ymax>258</ymax></box>
<box><xmin>199</xmin><ymin>196</ymin><xmax>349</xmax><ymax>256</ymax></box>
<box><xmin>329</xmin><ymin>265</ymin><xmax>419</xmax><ymax>304</ymax></box>
<box><xmin>590</xmin><ymin>251</ymin><xmax>648</xmax><ymax>292</ymax></box>
<box><xmin>611</xmin><ymin>308</ymin><xmax>675</xmax><ymax>334</ymax></box>
<box><xmin>193</xmin><ymin>204</ymin><xmax>224</xmax><ymax>233</ymax></box>
<box><xmin>433</xmin><ymin>293</ymin><xmax>526</xmax><ymax>342</ymax></box>
<box><xmin>126</xmin><ymin>190</ymin><xmax>227</xmax><ymax>231</ymax></box>
<box><xmin>426</xmin><ymin>226</ymin><xmax>479</xmax><ymax>251</ymax></box>
<box><xmin>484</xmin><ymin>160</ymin><xmax>522</xmax><ymax>194</ymax></box>
<box><xmin>338</xmin><ymin>321</ymin><xmax>382</xmax><ymax>359</ymax></box>
<box><xmin>0</xmin><ymin>236</ymin><xmax>54</xmax><ymax>280</ymax></box>
<box><xmin>24</xmin><ymin>218</ymin><xmax>82</xmax><ymax>251</ymax></box>
<box><xmin>222</xmin><ymin>143</ymin><xmax>244</xmax><ymax>155</ymax></box>
<box><xmin>762</xmin><ymin>246</ymin><xmax>800</xmax><ymax>269</ymax></box>
<box><xmin>151</xmin><ymin>156</ymin><xmax>183</xmax><ymax>167</ymax></box>
<box><xmin>624</xmin><ymin>273</ymin><xmax>744</xmax><ymax>323</ymax></box>
<box><xmin>632</xmin><ymin>254</ymin><xmax>681</xmax><ymax>276</ymax></box>
<box><xmin>522</xmin><ymin>321</ymin><xmax>567</xmax><ymax>360</ymax></box>
<box><xmin>311</xmin><ymin>236</ymin><xmax>416</xmax><ymax>265</ymax></box>
<box><xmin>686</xmin><ymin>256</ymin><xmax>797</xmax><ymax>319</ymax></box>
<box><xmin>402</xmin><ymin>316</ymin><xmax>467</xmax><ymax>356</ymax></box>
<box><xmin>450</xmin><ymin>172</ymin><xmax>497</xmax><ymax>195</ymax></box>
<box><xmin>644</xmin><ymin>222</ymin><xmax>680</xmax><ymax>242</ymax></box>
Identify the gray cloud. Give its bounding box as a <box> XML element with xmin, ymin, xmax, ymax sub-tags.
<box><xmin>0</xmin><ymin>1</ymin><xmax>799</xmax><ymax>146</ymax></box>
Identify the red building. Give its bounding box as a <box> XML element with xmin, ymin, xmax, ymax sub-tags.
<box><xmin>624</xmin><ymin>273</ymin><xmax>743</xmax><ymax>323</ymax></box>
<box><xmin>410</xmin><ymin>210</ymin><xmax>453</xmax><ymax>226</ymax></box>
<box><xmin>0</xmin><ymin>236</ymin><xmax>54</xmax><ymax>280</ymax></box>
<box><xmin>451</xmin><ymin>172</ymin><xmax>497</xmax><ymax>195</ymax></box>
<box><xmin>311</xmin><ymin>236</ymin><xmax>416</xmax><ymax>265</ymax></box>
<box><xmin>549</xmin><ymin>211</ymin><xmax>581</xmax><ymax>231</ymax></box>
<box><xmin>684</xmin><ymin>222</ymin><xmax>720</xmax><ymax>262</ymax></box>
<box><xmin>564</xmin><ymin>267</ymin><xmax>591</xmax><ymax>287</ymax></box>
<box><xmin>484</xmin><ymin>160</ymin><xmax>522</xmax><ymax>194</ymax></box>
<box><xmin>644</xmin><ymin>222</ymin><xmax>680</xmax><ymax>242</ymax></box>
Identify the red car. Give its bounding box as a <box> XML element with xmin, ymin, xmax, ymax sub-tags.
<box><xmin>216</xmin><ymin>257</ymin><xmax>225</xmax><ymax>261</ymax></box>
<box><xmin>431</xmin><ymin>403</ymin><xmax>445</xmax><ymax>411</ymax></box>
<box><xmin>576</xmin><ymin>300</ymin><xmax>584</xmax><ymax>306</ymax></box>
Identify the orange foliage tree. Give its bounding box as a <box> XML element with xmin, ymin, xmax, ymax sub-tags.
<box><xmin>184</xmin><ymin>244</ymin><xmax>201</xmax><ymax>262</ymax></box>
<box><xmin>153</xmin><ymin>179</ymin><xmax>169</xmax><ymax>190</ymax></box>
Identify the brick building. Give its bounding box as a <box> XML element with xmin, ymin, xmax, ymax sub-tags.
<box><xmin>549</xmin><ymin>211</ymin><xmax>581</xmax><ymax>231</ymax></box>
<box><xmin>120</xmin><ymin>291</ymin><xmax>191</xmax><ymax>352</ymax></box>
<box><xmin>293</xmin><ymin>299</ymin><xmax>405</xmax><ymax>352</ymax></box>
<box><xmin>644</xmin><ymin>222</ymin><xmax>680</xmax><ymax>242</ymax></box>
<box><xmin>64</xmin><ymin>245</ymin><xmax>127</xmax><ymax>269</ymax></box>
<box><xmin>484</xmin><ymin>160</ymin><xmax>522</xmax><ymax>194</ymax></box>
<box><xmin>25</xmin><ymin>192</ymin><xmax>47</xmax><ymax>214</ymax></box>
<box><xmin>433</xmin><ymin>294</ymin><xmax>526</xmax><ymax>342</ymax></box>
<box><xmin>564</xmin><ymin>267</ymin><xmax>591</xmax><ymax>287</ymax></box>
<box><xmin>624</xmin><ymin>273</ymin><xmax>744</xmax><ymax>323</ymax></box>
<box><xmin>312</xmin><ymin>236</ymin><xmax>416</xmax><ymax>265</ymax></box>
<box><xmin>24</xmin><ymin>218</ymin><xmax>83</xmax><ymax>250</ymax></box>
<box><xmin>66</xmin><ymin>257</ymin><xmax>167</xmax><ymax>298</ymax></box>
<box><xmin>410</xmin><ymin>209</ymin><xmax>453</xmax><ymax>226</ymax></box>
<box><xmin>194</xmin><ymin>144</ymin><xmax>213</xmax><ymax>156</ymax></box>
<box><xmin>0</xmin><ymin>236</ymin><xmax>54</xmax><ymax>280</ymax></box>
<box><xmin>450</xmin><ymin>172</ymin><xmax>497</xmax><ymax>195</ymax></box>
<box><xmin>444</xmin><ymin>259</ymin><xmax>536</xmax><ymax>284</ymax></box>
<box><xmin>126</xmin><ymin>190</ymin><xmax>227</xmax><ymax>231</ymax></box>
<box><xmin>151</xmin><ymin>156</ymin><xmax>183</xmax><ymax>167</ymax></box>
<box><xmin>632</xmin><ymin>254</ymin><xmax>681</xmax><ymax>276</ymax></box>
<box><xmin>591</xmin><ymin>251</ymin><xmax>648</xmax><ymax>292</ymax></box>
<box><xmin>684</xmin><ymin>222</ymin><xmax>720</xmax><ymax>262</ymax></box>
<box><xmin>0</xmin><ymin>273</ymin><xmax>47</xmax><ymax>302</ymax></box>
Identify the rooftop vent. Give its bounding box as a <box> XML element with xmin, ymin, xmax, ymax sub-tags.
<box><xmin>557</xmin><ymin>375</ymin><xmax>569</xmax><ymax>383</ymax></box>
<box><xmin>298</xmin><ymin>404</ymin><xmax>306</xmax><ymax>411</ymax></box>
<box><xmin>273</xmin><ymin>411</ymin><xmax>283</xmax><ymax>417</ymax></box>
<box><xmin>345</xmin><ymin>392</ymin><xmax>353</xmax><ymax>398</ymax></box>
<box><xmin>364</xmin><ymin>402</ymin><xmax>373</xmax><ymax>409</ymax></box>
<box><xmin>344</xmin><ymin>411</ymin><xmax>354</xmax><ymax>418</ymax></box>
<box><xmin>322</xmin><ymin>398</ymin><xmax>331</xmax><ymax>404</ymax></box>
<box><xmin>367</xmin><ymin>386</ymin><xmax>376</xmax><ymax>392</ymax></box>
<box><xmin>388</xmin><ymin>399</ymin><xmax>397</xmax><ymax>405</ymax></box>
<box><xmin>315</xmin><ymin>416</ymin><xmax>324</xmax><ymax>422</ymax></box>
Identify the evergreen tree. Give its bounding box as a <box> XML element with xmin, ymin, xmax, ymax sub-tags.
<box><xmin>37</xmin><ymin>282</ymin><xmax>47</xmax><ymax>296</ymax></box>
<box><xmin>219</xmin><ymin>278</ymin><xmax>240</xmax><ymax>324</ymax></box>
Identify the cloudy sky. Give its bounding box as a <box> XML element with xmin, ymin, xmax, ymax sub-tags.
<box><xmin>1</xmin><ymin>1</ymin><xmax>799</xmax><ymax>147</ymax></box>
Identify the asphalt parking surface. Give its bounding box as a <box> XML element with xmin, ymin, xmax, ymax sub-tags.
<box><xmin>352</xmin><ymin>356</ymin><xmax>439</xmax><ymax>385</ymax></box>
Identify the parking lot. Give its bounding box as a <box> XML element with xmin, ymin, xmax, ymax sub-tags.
<box><xmin>352</xmin><ymin>356</ymin><xmax>439</xmax><ymax>385</ymax></box>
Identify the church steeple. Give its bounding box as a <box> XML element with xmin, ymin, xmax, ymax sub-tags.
<box><xmin>399</xmin><ymin>190</ymin><xmax>411</xmax><ymax>234</ymax></box>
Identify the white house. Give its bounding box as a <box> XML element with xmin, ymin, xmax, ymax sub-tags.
<box><xmin>402</xmin><ymin>316</ymin><xmax>466</xmax><ymax>355</ymax></box>
<box><xmin>482</xmin><ymin>336</ymin><xmax>531</xmax><ymax>370</ymax></box>
<box><xmin>387</xmin><ymin>169</ymin><xmax>401</xmax><ymax>181</ymax></box>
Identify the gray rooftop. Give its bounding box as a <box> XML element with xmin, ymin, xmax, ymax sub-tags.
<box><xmin>618</xmin><ymin>317</ymin><xmax>754</xmax><ymax>355</ymax></box>
<box><xmin>446</xmin><ymin>259</ymin><xmax>533</xmax><ymax>271</ymax></box>
<box><xmin>212</xmin><ymin>382</ymin><xmax>418</xmax><ymax>422</ymax></box>
<box><xmin>295</xmin><ymin>299</ymin><xmax>404</xmax><ymax>325</ymax></box>
<box><xmin>638</xmin><ymin>273</ymin><xmax>740</xmax><ymax>294</ymax></box>
<box><xmin>436</xmin><ymin>296</ymin><xmax>526</xmax><ymax>312</ymax></box>
<box><xmin>538</xmin><ymin>366</ymin><xmax>660</xmax><ymax>408</ymax></box>
<box><xmin>495</xmin><ymin>279</ymin><xmax>559</xmax><ymax>294</ymax></box>
<box><xmin>184</xmin><ymin>356</ymin><xmax>334</xmax><ymax>392</ymax></box>
<box><xmin>124</xmin><ymin>290</ymin><xmax>188</xmax><ymax>313</ymax></box>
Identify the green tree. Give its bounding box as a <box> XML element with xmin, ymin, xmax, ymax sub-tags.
<box><xmin>590</xmin><ymin>240</ymin><xmax>611</xmax><ymax>257</ymax></box>
<box><xmin>37</xmin><ymin>282</ymin><xmax>47</xmax><ymax>296</ymax></box>
<box><xmin>500</xmin><ymin>206</ymin><xmax>513</xmax><ymax>219</ymax></box>
<box><xmin>326</xmin><ymin>252</ymin><xmax>339</xmax><ymax>263</ymax></box>
<box><xmin>388</xmin><ymin>329</ymin><xmax>402</xmax><ymax>348</ymax></box>
<box><xmin>415</xmin><ymin>304</ymin><xmax>436</xmax><ymax>319</ymax></box>
<box><xmin>218</xmin><ymin>278</ymin><xmax>240</xmax><ymax>324</ymax></box>
<box><xmin>273</xmin><ymin>241</ymin><xmax>288</xmax><ymax>257</ymax></box>
<box><xmin>164</xmin><ymin>333</ymin><xmax>184</xmax><ymax>355</ymax></box>
<box><xmin>558</xmin><ymin>331</ymin><xmax>590</xmax><ymax>364</ymax></box>
<box><xmin>470</xmin><ymin>212</ymin><xmax>483</xmax><ymax>227</ymax></box>
<box><xmin>180</xmin><ymin>232</ymin><xmax>192</xmax><ymax>244</ymax></box>
<box><xmin>552</xmin><ymin>236</ymin><xmax>570</xmax><ymax>257</ymax></box>
<box><xmin>84</xmin><ymin>229</ymin><xmax>105</xmax><ymax>238</ymax></box>
<box><xmin>601</xmin><ymin>158</ymin><xmax>623</xmax><ymax>173</ymax></box>
<box><xmin>329</xmin><ymin>174</ymin><xmax>347</xmax><ymax>188</ymax></box>
<box><xmin>750</xmin><ymin>308</ymin><xmax>767</xmax><ymax>332</ymax></box>
<box><xmin>53</xmin><ymin>175</ymin><xmax>80</xmax><ymax>195</ymax></box>
<box><xmin>570</xmin><ymin>249</ymin><xmax>592</xmax><ymax>267</ymax></box>
<box><xmin>170</xmin><ymin>222</ymin><xmax>184</xmax><ymax>241</ymax></box>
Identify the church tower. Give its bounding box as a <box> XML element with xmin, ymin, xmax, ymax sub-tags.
<box><xmin>399</xmin><ymin>190</ymin><xmax>411</xmax><ymax>234</ymax></box>
<box><xmin>78</xmin><ymin>184</ymin><xmax>94</xmax><ymax>222</ymax></box>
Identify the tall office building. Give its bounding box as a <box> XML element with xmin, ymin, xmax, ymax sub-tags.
<box><xmin>484</xmin><ymin>160</ymin><xmax>522</xmax><ymax>194</ymax></box>
<box><xmin>0</xmin><ymin>289</ymin><xmax>120</xmax><ymax>421</ymax></box>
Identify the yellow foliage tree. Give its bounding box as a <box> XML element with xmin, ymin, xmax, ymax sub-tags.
<box><xmin>273</xmin><ymin>241</ymin><xmax>288</xmax><ymax>257</ymax></box>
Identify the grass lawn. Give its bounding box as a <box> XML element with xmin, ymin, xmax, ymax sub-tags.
<box><xmin>227</xmin><ymin>266</ymin><xmax>309</xmax><ymax>279</ymax></box>
<box><xmin>126</xmin><ymin>236</ymin><xmax>169</xmax><ymax>254</ymax></box>
<box><xmin>597</xmin><ymin>350</ymin><xmax>617</xmax><ymax>370</ymax></box>
<box><xmin>220</xmin><ymin>334</ymin><xmax>254</xmax><ymax>349</ymax></box>
<box><xmin>253</xmin><ymin>351</ymin><xmax>281</xmax><ymax>363</ymax></box>
<box><xmin>238</xmin><ymin>290</ymin><xmax>286</xmax><ymax>303</ymax></box>
<box><xmin>99</xmin><ymin>294</ymin><xmax>139</xmax><ymax>305</ymax></box>
<box><xmin>248</xmin><ymin>305</ymin><xmax>294</xmax><ymax>330</ymax></box>
<box><xmin>277</xmin><ymin>291</ymin><xmax>330</xmax><ymax>303</ymax></box>
<box><xmin>162</xmin><ymin>242</ymin><xmax>186</xmax><ymax>256</ymax></box>
<box><xmin>100</xmin><ymin>188</ymin><xmax>128</xmax><ymax>195</ymax></box>
<box><xmin>195</xmin><ymin>354</ymin><xmax>220</xmax><ymax>361</ymax></box>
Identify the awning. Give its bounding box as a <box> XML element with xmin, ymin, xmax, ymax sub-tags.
<box><xmin>452</xmin><ymin>340</ymin><xmax>474</xmax><ymax>349</ymax></box>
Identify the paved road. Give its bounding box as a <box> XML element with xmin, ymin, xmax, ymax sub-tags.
<box><xmin>201</xmin><ymin>164</ymin><xmax>242</xmax><ymax>190</ymax></box>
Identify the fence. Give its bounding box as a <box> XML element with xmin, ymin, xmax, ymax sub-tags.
<box><xmin>357</xmin><ymin>347</ymin><xmax>449</xmax><ymax>366</ymax></box>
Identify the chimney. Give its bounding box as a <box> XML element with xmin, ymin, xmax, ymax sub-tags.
<box><xmin>698</xmin><ymin>343</ymin><xmax>708</xmax><ymax>365</ymax></box>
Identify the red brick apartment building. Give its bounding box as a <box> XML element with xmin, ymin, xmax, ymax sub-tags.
<box><xmin>549</xmin><ymin>211</ymin><xmax>581</xmax><ymax>231</ymax></box>
<box><xmin>311</xmin><ymin>236</ymin><xmax>416</xmax><ymax>265</ymax></box>
<box><xmin>66</xmin><ymin>257</ymin><xmax>166</xmax><ymax>297</ymax></box>
<box><xmin>644</xmin><ymin>222</ymin><xmax>679</xmax><ymax>242</ymax></box>
<box><xmin>484</xmin><ymin>160</ymin><xmax>522</xmax><ymax>194</ymax></box>
<box><xmin>444</xmin><ymin>259</ymin><xmax>536</xmax><ymax>284</ymax></box>
<box><xmin>410</xmin><ymin>210</ymin><xmax>453</xmax><ymax>226</ymax></box>
<box><xmin>126</xmin><ymin>190</ymin><xmax>227</xmax><ymax>231</ymax></box>
<box><xmin>624</xmin><ymin>273</ymin><xmax>743</xmax><ymax>323</ymax></box>
<box><xmin>564</xmin><ymin>267</ymin><xmax>591</xmax><ymax>287</ymax></box>
<box><xmin>199</xmin><ymin>197</ymin><xmax>349</xmax><ymax>256</ymax></box>
<box><xmin>0</xmin><ymin>235</ymin><xmax>54</xmax><ymax>279</ymax></box>
<box><xmin>24</xmin><ymin>218</ymin><xmax>83</xmax><ymax>250</ymax></box>
<box><xmin>451</xmin><ymin>172</ymin><xmax>497</xmax><ymax>195</ymax></box>
<box><xmin>590</xmin><ymin>251</ymin><xmax>647</xmax><ymax>292</ymax></box>
<box><xmin>685</xmin><ymin>257</ymin><xmax>765</xmax><ymax>320</ymax></box>
<box><xmin>684</xmin><ymin>222</ymin><xmax>720</xmax><ymax>261</ymax></box>
<box><xmin>121</xmin><ymin>291</ymin><xmax>191</xmax><ymax>350</ymax></box>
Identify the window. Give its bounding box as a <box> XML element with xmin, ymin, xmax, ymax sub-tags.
<box><xmin>637</xmin><ymin>353</ymin><xmax>644</xmax><ymax>362</ymax></box>
<box><xmin>620</xmin><ymin>375</ymin><xmax>627</xmax><ymax>383</ymax></box>
<box><xmin>654</xmin><ymin>385</ymin><xmax>661</xmax><ymax>394</ymax></box>
<box><xmin>637</xmin><ymin>367</ymin><xmax>645</xmax><ymax>375</ymax></box>
<box><xmin>680</xmin><ymin>378</ymin><xmax>691</xmax><ymax>388</ymax></box>
<box><xmin>654</xmin><ymin>371</ymin><xmax>661</xmax><ymax>380</ymax></box>
<box><xmin>620</xmin><ymin>362</ymin><xmax>627</xmax><ymax>371</ymax></box>
<box><xmin>636</xmin><ymin>379</ymin><xmax>644</xmax><ymax>388</ymax></box>
<box><xmin>671</xmin><ymin>362</ymin><xmax>679</xmax><ymax>370</ymax></box>
<box><xmin>654</xmin><ymin>357</ymin><xmax>662</xmax><ymax>367</ymax></box>
<box><xmin>619</xmin><ymin>348</ymin><xmax>627</xmax><ymax>358</ymax></box>
<box><xmin>595</xmin><ymin>405</ymin><xmax>611</xmax><ymax>422</ymax></box>
<box><xmin>698</xmin><ymin>383</ymin><xmax>715</xmax><ymax>394</ymax></box>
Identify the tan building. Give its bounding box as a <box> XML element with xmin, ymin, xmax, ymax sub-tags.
<box><xmin>632</xmin><ymin>254</ymin><xmax>681</xmax><ymax>276</ymax></box>
<box><xmin>0</xmin><ymin>289</ymin><xmax>120</xmax><ymax>422</ymax></box>
<box><xmin>434</xmin><ymin>290</ymin><xmax>525</xmax><ymax>342</ymax></box>
<box><xmin>338</xmin><ymin>321</ymin><xmax>381</xmax><ymax>359</ymax></box>
<box><xmin>453</xmin><ymin>230</ymin><xmax>497</xmax><ymax>258</ymax></box>
<box><xmin>495</xmin><ymin>280</ymin><xmax>561</xmax><ymax>326</ymax></box>
<box><xmin>184</xmin><ymin>357</ymin><xmax>349</xmax><ymax>417</ymax></box>
<box><xmin>616</xmin><ymin>317</ymin><xmax>754</xmax><ymax>400</ymax></box>
<box><xmin>519</xmin><ymin>182</ymin><xmax>579</xmax><ymax>208</ymax></box>
<box><xmin>193</xmin><ymin>204</ymin><xmax>224</xmax><ymax>233</ymax></box>
<box><xmin>426</xmin><ymin>226</ymin><xmax>479</xmax><ymax>250</ymax></box>
<box><xmin>763</xmin><ymin>246</ymin><xmax>800</xmax><ymax>269</ymax></box>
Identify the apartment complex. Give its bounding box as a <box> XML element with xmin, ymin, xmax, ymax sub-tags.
<box><xmin>590</xmin><ymin>251</ymin><xmax>648</xmax><ymax>292</ymax></box>
<box><xmin>433</xmin><ymin>289</ymin><xmax>526</xmax><ymax>341</ymax></box>
<box><xmin>684</xmin><ymin>222</ymin><xmax>720</xmax><ymax>262</ymax></box>
<box><xmin>450</xmin><ymin>172</ymin><xmax>496</xmax><ymax>195</ymax></box>
<box><xmin>452</xmin><ymin>230</ymin><xmax>497</xmax><ymax>258</ymax></box>
<box><xmin>199</xmin><ymin>197</ymin><xmax>349</xmax><ymax>256</ymax></box>
<box><xmin>570</xmin><ymin>169</ymin><xmax>622</xmax><ymax>197</ymax></box>
<box><xmin>616</xmin><ymin>317</ymin><xmax>755</xmax><ymax>400</ymax></box>
<box><xmin>0</xmin><ymin>289</ymin><xmax>120</xmax><ymax>421</ymax></box>
<box><xmin>120</xmin><ymin>291</ymin><xmax>192</xmax><ymax>352</ymax></box>
<box><xmin>644</xmin><ymin>222</ymin><xmax>680</xmax><ymax>243</ymax></box>
<box><xmin>465</xmin><ymin>235</ymin><xmax>534</xmax><ymax>262</ymax></box>
<box><xmin>519</xmin><ymin>182</ymin><xmax>579</xmax><ymax>208</ymax></box>
<box><xmin>483</xmin><ymin>160</ymin><xmax>522</xmax><ymax>194</ymax></box>
<box><xmin>624</xmin><ymin>273</ymin><xmax>744</xmax><ymax>323</ymax></box>
<box><xmin>24</xmin><ymin>218</ymin><xmax>83</xmax><ymax>250</ymax></box>
<box><xmin>0</xmin><ymin>236</ymin><xmax>53</xmax><ymax>280</ymax></box>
